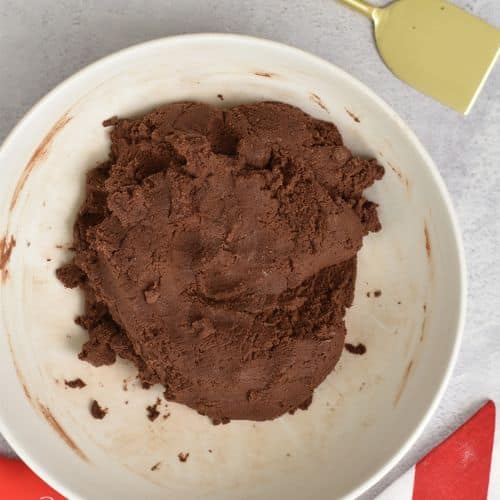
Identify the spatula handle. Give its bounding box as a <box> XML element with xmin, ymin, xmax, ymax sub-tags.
<box><xmin>338</xmin><ymin>0</ymin><xmax>377</xmax><ymax>18</ymax></box>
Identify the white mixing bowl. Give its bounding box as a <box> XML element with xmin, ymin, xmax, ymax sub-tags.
<box><xmin>0</xmin><ymin>34</ymin><xmax>465</xmax><ymax>499</ymax></box>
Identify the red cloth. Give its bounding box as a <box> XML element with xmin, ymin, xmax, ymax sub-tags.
<box><xmin>413</xmin><ymin>401</ymin><xmax>496</xmax><ymax>500</ymax></box>
<box><xmin>0</xmin><ymin>457</ymin><xmax>64</xmax><ymax>499</ymax></box>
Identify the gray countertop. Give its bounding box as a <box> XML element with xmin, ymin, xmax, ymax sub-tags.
<box><xmin>1</xmin><ymin>1</ymin><xmax>499</xmax><ymax>498</ymax></box>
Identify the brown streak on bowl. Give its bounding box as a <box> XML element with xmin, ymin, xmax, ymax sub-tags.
<box><xmin>309</xmin><ymin>93</ymin><xmax>329</xmax><ymax>113</ymax></box>
<box><xmin>420</xmin><ymin>314</ymin><xmax>427</xmax><ymax>343</ymax></box>
<box><xmin>254</xmin><ymin>71</ymin><xmax>274</xmax><ymax>78</ymax></box>
<box><xmin>6</xmin><ymin>333</ymin><xmax>31</xmax><ymax>404</ymax></box>
<box><xmin>387</xmin><ymin>161</ymin><xmax>410</xmax><ymax>192</ymax></box>
<box><xmin>345</xmin><ymin>108</ymin><xmax>360</xmax><ymax>123</ymax></box>
<box><xmin>9</xmin><ymin>113</ymin><xmax>72</xmax><ymax>212</ymax></box>
<box><xmin>424</xmin><ymin>224</ymin><xmax>432</xmax><ymax>259</ymax></box>
<box><xmin>394</xmin><ymin>360</ymin><xmax>414</xmax><ymax>406</ymax></box>
<box><xmin>21</xmin><ymin>383</ymin><xmax>31</xmax><ymax>402</ymax></box>
<box><xmin>0</xmin><ymin>236</ymin><xmax>16</xmax><ymax>282</ymax></box>
<box><xmin>38</xmin><ymin>402</ymin><xmax>88</xmax><ymax>461</ymax></box>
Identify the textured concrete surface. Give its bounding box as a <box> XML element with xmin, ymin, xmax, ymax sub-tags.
<box><xmin>0</xmin><ymin>0</ymin><xmax>499</xmax><ymax>498</ymax></box>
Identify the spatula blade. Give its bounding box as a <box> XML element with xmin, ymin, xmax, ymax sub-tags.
<box><xmin>374</xmin><ymin>0</ymin><xmax>500</xmax><ymax>114</ymax></box>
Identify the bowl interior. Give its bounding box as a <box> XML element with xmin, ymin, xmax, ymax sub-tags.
<box><xmin>0</xmin><ymin>35</ymin><xmax>463</xmax><ymax>500</ymax></box>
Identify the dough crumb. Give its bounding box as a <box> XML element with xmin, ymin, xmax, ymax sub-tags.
<box><xmin>345</xmin><ymin>343</ymin><xmax>367</xmax><ymax>355</ymax></box>
<box><xmin>65</xmin><ymin>378</ymin><xmax>86</xmax><ymax>389</ymax></box>
<box><xmin>146</xmin><ymin>398</ymin><xmax>161</xmax><ymax>421</ymax></box>
<box><xmin>90</xmin><ymin>400</ymin><xmax>107</xmax><ymax>419</ymax></box>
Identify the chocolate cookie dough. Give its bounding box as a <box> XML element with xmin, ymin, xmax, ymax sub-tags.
<box><xmin>57</xmin><ymin>102</ymin><xmax>384</xmax><ymax>422</ymax></box>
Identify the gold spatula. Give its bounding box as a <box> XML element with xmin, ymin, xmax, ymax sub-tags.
<box><xmin>339</xmin><ymin>0</ymin><xmax>500</xmax><ymax>114</ymax></box>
